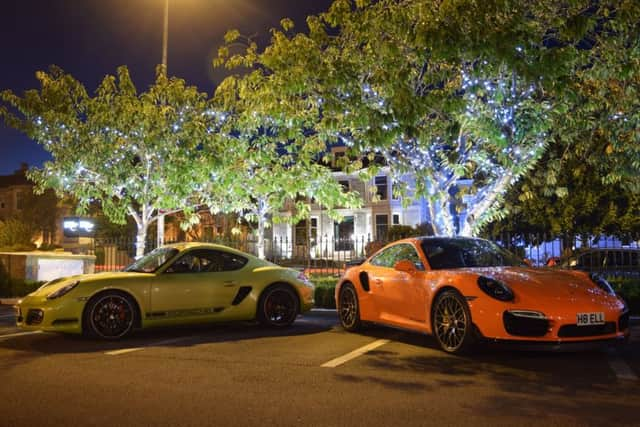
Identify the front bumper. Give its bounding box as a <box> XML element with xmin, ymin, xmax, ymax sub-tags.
<box><xmin>486</xmin><ymin>335</ymin><xmax>628</xmax><ymax>352</ymax></box>
<box><xmin>15</xmin><ymin>295</ymin><xmax>85</xmax><ymax>334</ymax></box>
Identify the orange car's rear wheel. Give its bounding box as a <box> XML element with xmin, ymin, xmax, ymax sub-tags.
<box><xmin>338</xmin><ymin>283</ymin><xmax>362</xmax><ymax>332</ymax></box>
<box><xmin>432</xmin><ymin>290</ymin><xmax>475</xmax><ymax>354</ymax></box>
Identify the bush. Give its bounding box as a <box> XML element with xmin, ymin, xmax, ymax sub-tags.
<box><xmin>608</xmin><ymin>277</ymin><xmax>640</xmax><ymax>315</ymax></box>
<box><xmin>0</xmin><ymin>218</ymin><xmax>36</xmax><ymax>248</ymax></box>
<box><xmin>311</xmin><ymin>275</ymin><xmax>338</xmax><ymax>309</ymax></box>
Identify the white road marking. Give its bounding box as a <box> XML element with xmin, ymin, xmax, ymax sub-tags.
<box><xmin>104</xmin><ymin>336</ymin><xmax>195</xmax><ymax>356</ymax></box>
<box><xmin>321</xmin><ymin>339</ymin><xmax>390</xmax><ymax>368</ymax></box>
<box><xmin>607</xmin><ymin>350</ymin><xmax>638</xmax><ymax>381</ymax></box>
<box><xmin>0</xmin><ymin>331</ymin><xmax>42</xmax><ymax>339</ymax></box>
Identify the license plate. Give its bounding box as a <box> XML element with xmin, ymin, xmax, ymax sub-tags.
<box><xmin>576</xmin><ymin>312</ymin><xmax>605</xmax><ymax>326</ymax></box>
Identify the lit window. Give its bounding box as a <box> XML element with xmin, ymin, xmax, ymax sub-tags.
<box><xmin>375</xmin><ymin>215</ymin><xmax>388</xmax><ymax>240</ymax></box>
<box><xmin>375</xmin><ymin>176</ymin><xmax>388</xmax><ymax>200</ymax></box>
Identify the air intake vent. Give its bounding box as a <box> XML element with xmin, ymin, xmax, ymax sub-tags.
<box><xmin>359</xmin><ymin>272</ymin><xmax>370</xmax><ymax>292</ymax></box>
<box><xmin>232</xmin><ymin>286</ymin><xmax>252</xmax><ymax>305</ymax></box>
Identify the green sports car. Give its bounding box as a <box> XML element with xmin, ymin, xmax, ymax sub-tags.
<box><xmin>15</xmin><ymin>243</ymin><xmax>315</xmax><ymax>339</ymax></box>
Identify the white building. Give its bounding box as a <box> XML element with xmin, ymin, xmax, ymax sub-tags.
<box><xmin>271</xmin><ymin>148</ymin><xmax>432</xmax><ymax>260</ymax></box>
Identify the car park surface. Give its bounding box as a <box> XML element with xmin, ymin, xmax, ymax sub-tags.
<box><xmin>0</xmin><ymin>304</ymin><xmax>639</xmax><ymax>427</ymax></box>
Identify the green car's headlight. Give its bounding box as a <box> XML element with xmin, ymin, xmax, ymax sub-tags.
<box><xmin>47</xmin><ymin>280</ymin><xmax>80</xmax><ymax>300</ymax></box>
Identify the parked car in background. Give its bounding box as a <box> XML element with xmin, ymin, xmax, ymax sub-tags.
<box><xmin>15</xmin><ymin>243</ymin><xmax>314</xmax><ymax>339</ymax></box>
<box><xmin>555</xmin><ymin>248</ymin><xmax>640</xmax><ymax>277</ymax></box>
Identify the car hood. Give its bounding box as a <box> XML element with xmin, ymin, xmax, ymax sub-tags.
<box><xmin>28</xmin><ymin>271</ymin><xmax>153</xmax><ymax>298</ymax></box>
<box><xmin>465</xmin><ymin>266</ymin><xmax>618</xmax><ymax>303</ymax></box>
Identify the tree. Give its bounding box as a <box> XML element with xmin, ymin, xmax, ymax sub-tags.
<box><xmin>20</xmin><ymin>189</ymin><xmax>59</xmax><ymax>246</ymax></box>
<box><xmin>484</xmin><ymin>136</ymin><xmax>640</xmax><ymax>241</ymax></box>
<box><xmin>211</xmin><ymin>74</ymin><xmax>362</xmax><ymax>259</ymax></box>
<box><xmin>1</xmin><ymin>66</ymin><xmax>223</xmax><ymax>257</ymax></box>
<box><xmin>215</xmin><ymin>0</ymin><xmax>640</xmax><ymax>236</ymax></box>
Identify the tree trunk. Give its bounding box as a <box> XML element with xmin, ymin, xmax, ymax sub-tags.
<box><xmin>255</xmin><ymin>198</ymin><xmax>269</xmax><ymax>260</ymax></box>
<box><xmin>427</xmin><ymin>192</ymin><xmax>456</xmax><ymax>237</ymax></box>
<box><xmin>256</xmin><ymin>216</ymin><xmax>266</xmax><ymax>260</ymax></box>
<box><xmin>135</xmin><ymin>221</ymin><xmax>148</xmax><ymax>259</ymax></box>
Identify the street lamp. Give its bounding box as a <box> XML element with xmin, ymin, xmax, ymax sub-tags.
<box><xmin>157</xmin><ymin>0</ymin><xmax>169</xmax><ymax>247</ymax></box>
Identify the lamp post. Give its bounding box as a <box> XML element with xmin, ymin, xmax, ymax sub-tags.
<box><xmin>157</xmin><ymin>0</ymin><xmax>169</xmax><ymax>248</ymax></box>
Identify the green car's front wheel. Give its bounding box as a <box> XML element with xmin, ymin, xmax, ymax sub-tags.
<box><xmin>84</xmin><ymin>291</ymin><xmax>137</xmax><ymax>339</ymax></box>
<box><xmin>257</xmin><ymin>284</ymin><xmax>299</xmax><ymax>327</ymax></box>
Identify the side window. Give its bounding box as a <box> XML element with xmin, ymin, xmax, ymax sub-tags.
<box><xmin>215</xmin><ymin>250</ymin><xmax>248</xmax><ymax>271</ymax></box>
<box><xmin>166</xmin><ymin>253</ymin><xmax>203</xmax><ymax>274</ymax></box>
<box><xmin>166</xmin><ymin>249</ymin><xmax>248</xmax><ymax>274</ymax></box>
<box><xmin>370</xmin><ymin>246</ymin><xmax>399</xmax><ymax>268</ymax></box>
<box><xmin>394</xmin><ymin>244</ymin><xmax>424</xmax><ymax>271</ymax></box>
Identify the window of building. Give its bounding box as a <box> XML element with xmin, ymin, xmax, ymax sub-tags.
<box><xmin>375</xmin><ymin>214</ymin><xmax>388</xmax><ymax>240</ymax></box>
<box><xmin>392</xmin><ymin>214</ymin><xmax>400</xmax><ymax>225</ymax></box>
<box><xmin>334</xmin><ymin>216</ymin><xmax>354</xmax><ymax>251</ymax></box>
<box><xmin>375</xmin><ymin>176</ymin><xmax>388</xmax><ymax>200</ymax></box>
<box><xmin>16</xmin><ymin>191</ymin><xmax>24</xmax><ymax>210</ymax></box>
<box><xmin>310</xmin><ymin>218</ymin><xmax>318</xmax><ymax>244</ymax></box>
<box><xmin>203</xmin><ymin>226</ymin><xmax>214</xmax><ymax>242</ymax></box>
<box><xmin>339</xmin><ymin>180</ymin><xmax>350</xmax><ymax>192</ymax></box>
<box><xmin>295</xmin><ymin>219</ymin><xmax>308</xmax><ymax>246</ymax></box>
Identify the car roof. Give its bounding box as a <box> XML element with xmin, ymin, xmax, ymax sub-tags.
<box><xmin>160</xmin><ymin>242</ymin><xmax>260</xmax><ymax>259</ymax></box>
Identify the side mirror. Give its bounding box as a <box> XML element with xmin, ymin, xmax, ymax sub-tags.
<box><xmin>523</xmin><ymin>259</ymin><xmax>533</xmax><ymax>267</ymax></box>
<box><xmin>394</xmin><ymin>259</ymin><xmax>417</xmax><ymax>274</ymax></box>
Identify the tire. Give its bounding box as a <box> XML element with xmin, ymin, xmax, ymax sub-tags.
<box><xmin>257</xmin><ymin>284</ymin><xmax>299</xmax><ymax>327</ymax></box>
<box><xmin>83</xmin><ymin>291</ymin><xmax>137</xmax><ymax>340</ymax></box>
<box><xmin>431</xmin><ymin>289</ymin><xmax>476</xmax><ymax>354</ymax></box>
<box><xmin>338</xmin><ymin>283</ymin><xmax>362</xmax><ymax>332</ymax></box>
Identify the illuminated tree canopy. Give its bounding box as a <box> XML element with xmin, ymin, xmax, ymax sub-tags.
<box><xmin>211</xmin><ymin>71</ymin><xmax>362</xmax><ymax>259</ymax></box>
<box><xmin>1</xmin><ymin>66</ymin><xmax>225</xmax><ymax>257</ymax></box>
<box><xmin>215</xmin><ymin>0</ymin><xmax>640</xmax><ymax>236</ymax></box>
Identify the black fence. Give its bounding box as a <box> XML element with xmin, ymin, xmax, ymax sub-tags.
<box><xmin>90</xmin><ymin>233</ymin><xmax>640</xmax><ymax>278</ymax></box>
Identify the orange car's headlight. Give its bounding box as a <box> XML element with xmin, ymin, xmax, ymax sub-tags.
<box><xmin>589</xmin><ymin>274</ymin><xmax>616</xmax><ymax>295</ymax></box>
<box><xmin>477</xmin><ymin>276</ymin><xmax>514</xmax><ymax>302</ymax></box>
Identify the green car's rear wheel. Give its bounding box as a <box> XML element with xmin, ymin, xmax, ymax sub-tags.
<box><xmin>258</xmin><ymin>284</ymin><xmax>299</xmax><ymax>327</ymax></box>
<box><xmin>84</xmin><ymin>291</ymin><xmax>136</xmax><ymax>339</ymax></box>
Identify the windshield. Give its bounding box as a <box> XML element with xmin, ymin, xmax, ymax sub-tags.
<box><xmin>124</xmin><ymin>247</ymin><xmax>179</xmax><ymax>273</ymax></box>
<box><xmin>420</xmin><ymin>238</ymin><xmax>525</xmax><ymax>270</ymax></box>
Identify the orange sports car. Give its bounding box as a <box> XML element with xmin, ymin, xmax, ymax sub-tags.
<box><xmin>335</xmin><ymin>237</ymin><xmax>630</xmax><ymax>354</ymax></box>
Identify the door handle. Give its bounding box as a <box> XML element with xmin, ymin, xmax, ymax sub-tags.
<box><xmin>374</xmin><ymin>278</ymin><xmax>383</xmax><ymax>285</ymax></box>
<box><xmin>223</xmin><ymin>281</ymin><xmax>237</xmax><ymax>287</ymax></box>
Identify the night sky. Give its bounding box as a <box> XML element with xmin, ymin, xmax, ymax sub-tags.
<box><xmin>0</xmin><ymin>0</ymin><xmax>334</xmax><ymax>175</ymax></box>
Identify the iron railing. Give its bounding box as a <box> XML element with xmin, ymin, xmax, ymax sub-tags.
<box><xmin>90</xmin><ymin>233</ymin><xmax>640</xmax><ymax>278</ymax></box>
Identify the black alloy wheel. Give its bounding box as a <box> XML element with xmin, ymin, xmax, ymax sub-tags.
<box><xmin>258</xmin><ymin>285</ymin><xmax>299</xmax><ymax>327</ymax></box>
<box><xmin>338</xmin><ymin>283</ymin><xmax>362</xmax><ymax>332</ymax></box>
<box><xmin>85</xmin><ymin>292</ymin><xmax>136</xmax><ymax>339</ymax></box>
<box><xmin>432</xmin><ymin>290</ymin><xmax>475</xmax><ymax>354</ymax></box>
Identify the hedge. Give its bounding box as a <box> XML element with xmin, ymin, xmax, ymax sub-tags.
<box><xmin>311</xmin><ymin>275</ymin><xmax>338</xmax><ymax>309</ymax></box>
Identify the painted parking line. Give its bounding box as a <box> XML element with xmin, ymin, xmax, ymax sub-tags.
<box><xmin>321</xmin><ymin>339</ymin><xmax>390</xmax><ymax>368</ymax></box>
<box><xmin>0</xmin><ymin>331</ymin><xmax>42</xmax><ymax>340</ymax></box>
<box><xmin>104</xmin><ymin>336</ymin><xmax>196</xmax><ymax>356</ymax></box>
<box><xmin>607</xmin><ymin>349</ymin><xmax>638</xmax><ymax>381</ymax></box>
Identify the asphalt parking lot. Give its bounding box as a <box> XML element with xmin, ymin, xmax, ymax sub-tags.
<box><xmin>0</xmin><ymin>305</ymin><xmax>638</xmax><ymax>427</ymax></box>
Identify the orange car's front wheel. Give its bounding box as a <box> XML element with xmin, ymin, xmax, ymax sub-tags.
<box><xmin>432</xmin><ymin>290</ymin><xmax>476</xmax><ymax>354</ymax></box>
